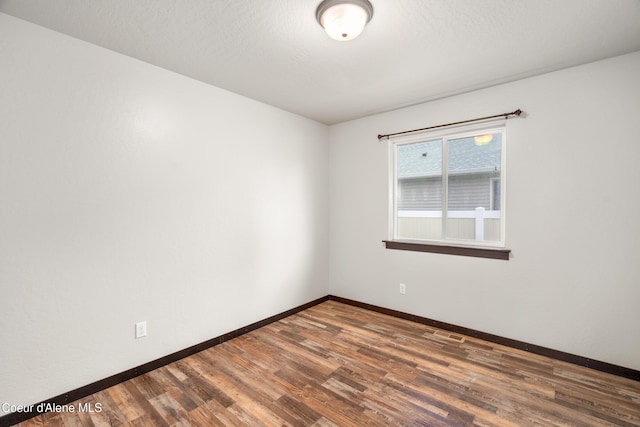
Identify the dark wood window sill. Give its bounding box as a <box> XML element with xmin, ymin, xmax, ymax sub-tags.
<box><xmin>383</xmin><ymin>240</ymin><xmax>511</xmax><ymax>260</ymax></box>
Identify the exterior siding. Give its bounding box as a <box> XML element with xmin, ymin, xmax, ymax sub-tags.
<box><xmin>448</xmin><ymin>172</ymin><xmax>498</xmax><ymax>210</ymax></box>
<box><xmin>398</xmin><ymin>172</ymin><xmax>499</xmax><ymax>211</ymax></box>
<box><xmin>398</xmin><ymin>177</ymin><xmax>442</xmax><ymax>210</ymax></box>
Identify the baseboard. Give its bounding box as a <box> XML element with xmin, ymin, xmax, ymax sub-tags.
<box><xmin>328</xmin><ymin>295</ymin><xmax>640</xmax><ymax>382</ymax></box>
<box><xmin>0</xmin><ymin>295</ymin><xmax>330</xmax><ymax>427</ymax></box>
<box><xmin>3</xmin><ymin>293</ymin><xmax>638</xmax><ymax>426</ymax></box>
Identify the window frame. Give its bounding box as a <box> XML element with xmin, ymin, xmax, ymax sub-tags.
<box><xmin>387</xmin><ymin>121</ymin><xmax>509</xmax><ymax>257</ymax></box>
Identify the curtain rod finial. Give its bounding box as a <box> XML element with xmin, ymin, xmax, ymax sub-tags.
<box><xmin>506</xmin><ymin>109</ymin><xmax>523</xmax><ymax>119</ymax></box>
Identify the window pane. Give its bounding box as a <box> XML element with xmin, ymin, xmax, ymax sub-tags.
<box><xmin>396</xmin><ymin>139</ymin><xmax>442</xmax><ymax>240</ymax></box>
<box><xmin>446</xmin><ymin>132</ymin><xmax>502</xmax><ymax>242</ymax></box>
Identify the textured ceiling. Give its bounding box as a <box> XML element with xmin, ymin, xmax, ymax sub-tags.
<box><xmin>1</xmin><ymin>0</ymin><xmax>640</xmax><ymax>124</ymax></box>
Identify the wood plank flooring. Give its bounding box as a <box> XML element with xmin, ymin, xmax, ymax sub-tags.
<box><xmin>15</xmin><ymin>301</ymin><xmax>640</xmax><ymax>426</ymax></box>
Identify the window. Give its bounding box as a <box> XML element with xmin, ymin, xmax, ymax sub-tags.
<box><xmin>389</xmin><ymin>124</ymin><xmax>507</xmax><ymax>253</ymax></box>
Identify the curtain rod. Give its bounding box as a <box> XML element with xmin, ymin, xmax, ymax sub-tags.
<box><xmin>377</xmin><ymin>109</ymin><xmax>523</xmax><ymax>140</ymax></box>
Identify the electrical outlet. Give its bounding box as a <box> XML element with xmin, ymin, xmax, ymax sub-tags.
<box><xmin>135</xmin><ymin>321</ymin><xmax>147</xmax><ymax>339</ymax></box>
<box><xmin>399</xmin><ymin>283</ymin><xmax>406</xmax><ymax>294</ymax></box>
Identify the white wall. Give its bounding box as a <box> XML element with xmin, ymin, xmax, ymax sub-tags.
<box><xmin>329</xmin><ymin>51</ymin><xmax>640</xmax><ymax>371</ymax></box>
<box><xmin>0</xmin><ymin>13</ymin><xmax>329</xmax><ymax>412</ymax></box>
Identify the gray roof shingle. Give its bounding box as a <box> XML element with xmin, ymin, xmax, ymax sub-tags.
<box><xmin>397</xmin><ymin>134</ymin><xmax>501</xmax><ymax>179</ymax></box>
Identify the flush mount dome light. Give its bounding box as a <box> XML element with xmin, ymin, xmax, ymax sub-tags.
<box><xmin>316</xmin><ymin>0</ymin><xmax>373</xmax><ymax>41</ymax></box>
<box><xmin>474</xmin><ymin>134</ymin><xmax>494</xmax><ymax>146</ymax></box>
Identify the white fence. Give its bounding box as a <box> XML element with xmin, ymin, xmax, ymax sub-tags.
<box><xmin>398</xmin><ymin>207</ymin><xmax>500</xmax><ymax>241</ymax></box>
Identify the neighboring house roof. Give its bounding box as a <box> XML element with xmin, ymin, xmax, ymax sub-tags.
<box><xmin>397</xmin><ymin>134</ymin><xmax>502</xmax><ymax>179</ymax></box>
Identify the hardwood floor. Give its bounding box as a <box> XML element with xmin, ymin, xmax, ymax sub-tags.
<box><xmin>16</xmin><ymin>301</ymin><xmax>640</xmax><ymax>426</ymax></box>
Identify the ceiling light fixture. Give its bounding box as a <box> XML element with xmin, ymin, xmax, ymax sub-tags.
<box><xmin>316</xmin><ymin>0</ymin><xmax>373</xmax><ymax>41</ymax></box>
<box><xmin>474</xmin><ymin>134</ymin><xmax>494</xmax><ymax>146</ymax></box>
